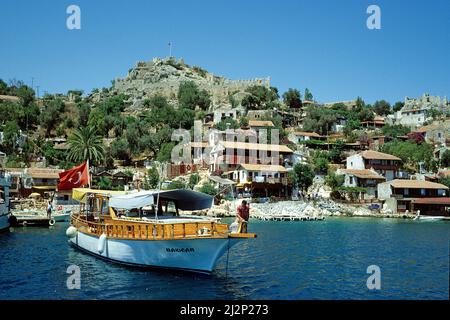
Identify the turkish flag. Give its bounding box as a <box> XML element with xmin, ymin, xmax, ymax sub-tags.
<box><xmin>57</xmin><ymin>162</ymin><xmax>89</xmax><ymax>190</ymax></box>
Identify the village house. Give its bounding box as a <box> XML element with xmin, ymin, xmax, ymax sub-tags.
<box><xmin>288</xmin><ymin>131</ymin><xmax>326</xmax><ymax>144</ymax></box>
<box><xmin>331</xmin><ymin>116</ymin><xmax>348</xmax><ymax>133</ymax></box>
<box><xmin>345</xmin><ymin>150</ymin><xmax>402</xmax><ymax>181</ymax></box>
<box><xmin>4</xmin><ymin>167</ymin><xmax>63</xmax><ymax>198</ymax></box>
<box><xmin>27</xmin><ymin>167</ymin><xmax>63</xmax><ymax>197</ymax></box>
<box><xmin>414</xmin><ymin>120</ymin><xmax>450</xmax><ymax>147</ymax></box>
<box><xmin>336</xmin><ymin>168</ymin><xmax>386</xmax><ymax>200</ymax></box>
<box><xmin>213</xmin><ymin>107</ymin><xmax>243</xmax><ymax>124</ymax></box>
<box><xmin>191</xmin><ymin>140</ymin><xmax>293</xmax><ymax>173</ymax></box>
<box><xmin>361</xmin><ymin>115</ymin><xmax>385</xmax><ymax>129</ymax></box>
<box><xmin>246</xmin><ymin>110</ymin><xmax>274</xmax><ymax>121</ymax></box>
<box><xmin>377</xmin><ymin>179</ymin><xmax>449</xmax><ymax>216</ymax></box>
<box><xmin>226</xmin><ymin>163</ymin><xmax>291</xmax><ymax>198</ymax></box>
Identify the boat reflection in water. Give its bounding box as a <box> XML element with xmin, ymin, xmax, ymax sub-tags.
<box><xmin>67</xmin><ymin>188</ymin><xmax>256</xmax><ymax>273</ymax></box>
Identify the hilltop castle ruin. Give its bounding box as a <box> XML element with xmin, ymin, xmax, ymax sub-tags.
<box><xmin>111</xmin><ymin>57</ymin><xmax>270</xmax><ymax>110</ymax></box>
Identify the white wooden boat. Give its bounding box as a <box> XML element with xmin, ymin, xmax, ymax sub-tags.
<box><xmin>52</xmin><ymin>210</ymin><xmax>71</xmax><ymax>222</ymax></box>
<box><xmin>67</xmin><ymin>188</ymin><xmax>256</xmax><ymax>273</ymax></box>
<box><xmin>0</xmin><ymin>171</ymin><xmax>11</xmax><ymax>231</ymax></box>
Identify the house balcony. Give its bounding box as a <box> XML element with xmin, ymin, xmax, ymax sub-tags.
<box><xmin>365</xmin><ymin>164</ymin><xmax>399</xmax><ymax>171</ymax></box>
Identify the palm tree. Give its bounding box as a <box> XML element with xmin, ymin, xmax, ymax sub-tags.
<box><xmin>67</xmin><ymin>126</ymin><xmax>105</xmax><ymax>164</ymax></box>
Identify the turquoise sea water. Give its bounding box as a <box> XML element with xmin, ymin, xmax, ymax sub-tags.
<box><xmin>0</xmin><ymin>217</ymin><xmax>448</xmax><ymax>300</ymax></box>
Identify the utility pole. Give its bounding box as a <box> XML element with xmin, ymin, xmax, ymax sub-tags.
<box><xmin>36</xmin><ymin>86</ymin><xmax>40</xmax><ymax>99</ymax></box>
<box><xmin>168</xmin><ymin>42</ymin><xmax>172</xmax><ymax>57</ymax></box>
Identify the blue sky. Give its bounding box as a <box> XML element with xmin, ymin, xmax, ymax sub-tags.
<box><xmin>0</xmin><ymin>0</ymin><xmax>449</xmax><ymax>104</ymax></box>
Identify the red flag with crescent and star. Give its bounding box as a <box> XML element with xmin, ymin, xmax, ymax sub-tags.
<box><xmin>57</xmin><ymin>162</ymin><xmax>89</xmax><ymax>190</ymax></box>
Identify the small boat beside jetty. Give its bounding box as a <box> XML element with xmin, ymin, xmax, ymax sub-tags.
<box><xmin>67</xmin><ymin>188</ymin><xmax>256</xmax><ymax>273</ymax></box>
<box><xmin>9</xmin><ymin>199</ymin><xmax>55</xmax><ymax>227</ymax></box>
<box><xmin>9</xmin><ymin>198</ymin><xmax>69</xmax><ymax>226</ymax></box>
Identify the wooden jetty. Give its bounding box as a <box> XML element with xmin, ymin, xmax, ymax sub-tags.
<box><xmin>252</xmin><ymin>213</ymin><xmax>325</xmax><ymax>222</ymax></box>
<box><xmin>9</xmin><ymin>214</ymin><xmax>56</xmax><ymax>227</ymax></box>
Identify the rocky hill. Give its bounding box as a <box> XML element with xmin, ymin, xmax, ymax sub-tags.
<box><xmin>94</xmin><ymin>56</ymin><xmax>270</xmax><ymax>111</ymax></box>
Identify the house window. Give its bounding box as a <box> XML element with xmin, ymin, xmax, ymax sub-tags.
<box><xmin>420</xmin><ymin>188</ymin><xmax>426</xmax><ymax>196</ymax></box>
<box><xmin>404</xmin><ymin>188</ymin><xmax>409</xmax><ymax>196</ymax></box>
<box><xmin>349</xmin><ymin>176</ymin><xmax>354</xmax><ymax>184</ymax></box>
<box><xmin>437</xmin><ymin>189</ymin><xmax>446</xmax><ymax>196</ymax></box>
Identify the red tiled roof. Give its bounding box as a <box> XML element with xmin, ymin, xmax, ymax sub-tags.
<box><xmin>360</xmin><ymin>150</ymin><xmax>401</xmax><ymax>161</ymax></box>
<box><xmin>411</xmin><ymin>197</ymin><xmax>450</xmax><ymax>205</ymax></box>
<box><xmin>340</xmin><ymin>169</ymin><xmax>385</xmax><ymax>180</ymax></box>
<box><xmin>389</xmin><ymin>179</ymin><xmax>448</xmax><ymax>190</ymax></box>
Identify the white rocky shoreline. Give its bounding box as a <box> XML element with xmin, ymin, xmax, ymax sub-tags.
<box><xmin>188</xmin><ymin>199</ymin><xmax>416</xmax><ymax>220</ymax></box>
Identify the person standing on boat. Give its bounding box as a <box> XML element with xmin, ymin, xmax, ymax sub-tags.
<box><xmin>237</xmin><ymin>200</ymin><xmax>250</xmax><ymax>233</ymax></box>
<box><xmin>46</xmin><ymin>200</ymin><xmax>53</xmax><ymax>219</ymax></box>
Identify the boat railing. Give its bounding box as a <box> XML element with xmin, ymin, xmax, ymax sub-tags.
<box><xmin>71</xmin><ymin>213</ymin><xmax>229</xmax><ymax>240</ymax></box>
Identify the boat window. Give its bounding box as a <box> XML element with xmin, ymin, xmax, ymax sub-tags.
<box><xmin>101</xmin><ymin>199</ymin><xmax>109</xmax><ymax>215</ymax></box>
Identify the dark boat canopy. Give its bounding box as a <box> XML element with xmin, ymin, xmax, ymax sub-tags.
<box><xmin>108</xmin><ymin>189</ymin><xmax>213</xmax><ymax>211</ymax></box>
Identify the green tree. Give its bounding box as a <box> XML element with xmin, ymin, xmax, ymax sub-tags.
<box><xmin>110</xmin><ymin>138</ymin><xmax>131</xmax><ymax>162</ymax></box>
<box><xmin>167</xmin><ymin>179</ymin><xmax>186</xmax><ymax>190</ymax></box>
<box><xmin>16</xmin><ymin>85</ymin><xmax>35</xmax><ymax>107</ymax></box>
<box><xmin>40</xmin><ymin>98</ymin><xmax>65</xmax><ymax>137</ymax></box>
<box><xmin>2</xmin><ymin>120</ymin><xmax>20</xmax><ymax>152</ymax></box>
<box><xmin>239</xmin><ymin>116</ymin><xmax>249</xmax><ymax>128</ymax></box>
<box><xmin>311</xmin><ymin>151</ymin><xmax>330</xmax><ymax>174</ymax></box>
<box><xmin>199</xmin><ymin>181</ymin><xmax>217</xmax><ymax>196</ymax></box>
<box><xmin>438</xmin><ymin>176</ymin><xmax>450</xmax><ymax>189</ymax></box>
<box><xmin>216</xmin><ymin>117</ymin><xmax>239</xmax><ymax>131</ymax></box>
<box><xmin>290</xmin><ymin>163</ymin><xmax>314</xmax><ymax>192</ymax></box>
<box><xmin>380</xmin><ymin>140</ymin><xmax>434</xmax><ymax>171</ymax></box>
<box><xmin>373</xmin><ymin>100</ymin><xmax>392</xmax><ymax>116</ymax></box>
<box><xmin>329</xmin><ymin>140</ymin><xmax>345</xmax><ymax>163</ymax></box>
<box><xmin>381</xmin><ymin>124</ymin><xmax>410</xmax><ymax>137</ymax></box>
<box><xmin>188</xmin><ymin>173</ymin><xmax>200</xmax><ymax>189</ymax></box>
<box><xmin>282</xmin><ymin>88</ymin><xmax>302</xmax><ymax>108</ymax></box>
<box><xmin>440</xmin><ymin>150</ymin><xmax>450</xmax><ymax>168</ymax></box>
<box><xmin>77</xmin><ymin>102</ymin><xmax>91</xmax><ymax>127</ymax></box>
<box><xmin>67</xmin><ymin>126</ymin><xmax>105</xmax><ymax>165</ymax></box>
<box><xmin>302</xmin><ymin>107</ymin><xmax>337</xmax><ymax>135</ymax></box>
<box><xmin>0</xmin><ymin>79</ymin><xmax>7</xmax><ymax>95</ymax></box>
<box><xmin>241</xmin><ymin>85</ymin><xmax>279</xmax><ymax>110</ymax></box>
<box><xmin>325</xmin><ymin>172</ymin><xmax>345</xmax><ymax>190</ymax></box>
<box><xmin>96</xmin><ymin>176</ymin><xmax>112</xmax><ymax>189</ymax></box>
<box><xmin>393</xmin><ymin>101</ymin><xmax>404</xmax><ymax>112</ymax></box>
<box><xmin>143</xmin><ymin>94</ymin><xmax>170</xmax><ymax>109</ymax></box>
<box><xmin>156</xmin><ymin>142</ymin><xmax>176</xmax><ymax>162</ymax></box>
<box><xmin>304</xmin><ymin>88</ymin><xmax>313</xmax><ymax>101</ymax></box>
<box><xmin>178</xmin><ymin>81</ymin><xmax>211</xmax><ymax>110</ymax></box>
<box><xmin>144</xmin><ymin>167</ymin><xmax>160</xmax><ymax>189</ymax></box>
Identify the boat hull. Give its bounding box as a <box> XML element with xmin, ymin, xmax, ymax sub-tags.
<box><xmin>69</xmin><ymin>231</ymin><xmax>240</xmax><ymax>273</ymax></box>
<box><xmin>52</xmin><ymin>213</ymin><xmax>71</xmax><ymax>222</ymax></box>
<box><xmin>0</xmin><ymin>214</ymin><xmax>9</xmax><ymax>231</ymax></box>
